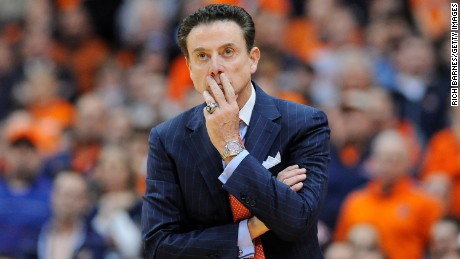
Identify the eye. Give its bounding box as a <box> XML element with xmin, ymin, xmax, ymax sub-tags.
<box><xmin>223</xmin><ymin>48</ymin><xmax>234</xmax><ymax>56</ymax></box>
<box><xmin>196</xmin><ymin>53</ymin><xmax>208</xmax><ymax>61</ymax></box>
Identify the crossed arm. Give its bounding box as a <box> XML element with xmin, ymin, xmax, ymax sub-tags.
<box><xmin>247</xmin><ymin>165</ymin><xmax>306</xmax><ymax>239</ymax></box>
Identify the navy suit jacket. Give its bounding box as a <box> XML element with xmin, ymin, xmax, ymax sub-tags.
<box><xmin>142</xmin><ymin>84</ymin><xmax>330</xmax><ymax>259</ymax></box>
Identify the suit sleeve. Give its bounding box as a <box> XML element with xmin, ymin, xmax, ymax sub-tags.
<box><xmin>142</xmin><ymin>128</ymin><xmax>239</xmax><ymax>259</ymax></box>
<box><xmin>223</xmin><ymin>109</ymin><xmax>330</xmax><ymax>241</ymax></box>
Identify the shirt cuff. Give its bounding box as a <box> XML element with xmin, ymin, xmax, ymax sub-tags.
<box><xmin>238</xmin><ymin>219</ymin><xmax>255</xmax><ymax>258</ymax></box>
<box><xmin>218</xmin><ymin>150</ymin><xmax>249</xmax><ymax>184</ymax></box>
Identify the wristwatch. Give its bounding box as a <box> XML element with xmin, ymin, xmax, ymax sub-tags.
<box><xmin>221</xmin><ymin>140</ymin><xmax>245</xmax><ymax>159</ymax></box>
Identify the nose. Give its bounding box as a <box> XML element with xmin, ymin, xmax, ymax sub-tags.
<box><xmin>209</xmin><ymin>55</ymin><xmax>223</xmax><ymax>78</ymax></box>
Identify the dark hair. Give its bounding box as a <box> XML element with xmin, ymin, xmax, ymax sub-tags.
<box><xmin>10</xmin><ymin>137</ymin><xmax>36</xmax><ymax>149</ymax></box>
<box><xmin>177</xmin><ymin>4</ymin><xmax>255</xmax><ymax>58</ymax></box>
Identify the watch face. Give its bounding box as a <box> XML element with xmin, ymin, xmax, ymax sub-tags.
<box><xmin>228</xmin><ymin>141</ymin><xmax>242</xmax><ymax>151</ymax></box>
<box><xmin>225</xmin><ymin>141</ymin><xmax>244</xmax><ymax>155</ymax></box>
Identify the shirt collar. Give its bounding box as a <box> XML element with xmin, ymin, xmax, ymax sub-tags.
<box><xmin>239</xmin><ymin>84</ymin><xmax>255</xmax><ymax>126</ymax></box>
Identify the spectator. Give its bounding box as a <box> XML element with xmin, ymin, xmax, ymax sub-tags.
<box><xmin>364</xmin><ymin>88</ymin><xmax>422</xmax><ymax>171</ymax></box>
<box><xmin>12</xmin><ymin>65</ymin><xmax>75</xmax><ymax>156</ymax></box>
<box><xmin>93</xmin><ymin>59</ymin><xmax>127</xmax><ymax>110</ymax></box>
<box><xmin>429</xmin><ymin>217</ymin><xmax>460</xmax><ymax>259</ymax></box>
<box><xmin>52</xmin><ymin>5</ymin><xmax>109</xmax><ymax>93</ymax></box>
<box><xmin>422</xmin><ymin>173</ymin><xmax>453</xmax><ymax>215</ymax></box>
<box><xmin>334</xmin><ymin>129</ymin><xmax>442</xmax><ymax>259</ymax></box>
<box><xmin>40</xmin><ymin>93</ymin><xmax>108</xmax><ymax>179</ymax></box>
<box><xmin>127</xmin><ymin>69</ymin><xmax>182</xmax><ymax>129</ymax></box>
<box><xmin>20</xmin><ymin>67</ymin><xmax>75</xmax><ymax>130</ymax></box>
<box><xmin>70</xmin><ymin>94</ymin><xmax>108</xmax><ymax>174</ymax></box>
<box><xmin>319</xmin><ymin>89</ymin><xmax>375</xmax><ymax>232</ymax></box>
<box><xmin>0</xmin><ymin>120</ymin><xmax>51</xmax><ymax>258</ymax></box>
<box><xmin>105</xmin><ymin>107</ymin><xmax>135</xmax><ymax>148</ymax></box>
<box><xmin>253</xmin><ymin>46</ymin><xmax>308</xmax><ymax>105</ymax></box>
<box><xmin>283</xmin><ymin>0</ymin><xmax>335</xmax><ymax>63</ymax></box>
<box><xmin>391</xmin><ymin>35</ymin><xmax>448</xmax><ymax>139</ymax></box>
<box><xmin>421</xmin><ymin>106</ymin><xmax>460</xmax><ymax>219</ymax></box>
<box><xmin>116</xmin><ymin>0</ymin><xmax>173</xmax><ymax>52</ymax></box>
<box><xmin>37</xmin><ymin>172</ymin><xmax>107</xmax><ymax>259</ymax></box>
<box><xmin>346</xmin><ymin>224</ymin><xmax>382</xmax><ymax>257</ymax></box>
<box><xmin>325</xmin><ymin>225</ymin><xmax>387</xmax><ymax>259</ymax></box>
<box><xmin>91</xmin><ymin>145</ymin><xmax>143</xmax><ymax>258</ymax></box>
<box><xmin>18</xmin><ymin>25</ymin><xmax>76</xmax><ymax>101</ymax></box>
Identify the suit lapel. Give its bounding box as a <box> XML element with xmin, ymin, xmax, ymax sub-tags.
<box><xmin>184</xmin><ymin>105</ymin><xmax>232</xmax><ymax>216</ymax></box>
<box><xmin>244</xmin><ymin>84</ymin><xmax>281</xmax><ymax>163</ymax></box>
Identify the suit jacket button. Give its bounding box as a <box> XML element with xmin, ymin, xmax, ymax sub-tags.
<box><xmin>240</xmin><ymin>193</ymin><xmax>247</xmax><ymax>201</ymax></box>
<box><xmin>249</xmin><ymin>199</ymin><xmax>256</xmax><ymax>207</ymax></box>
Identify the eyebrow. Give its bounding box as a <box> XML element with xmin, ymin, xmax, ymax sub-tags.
<box><xmin>191</xmin><ymin>47</ymin><xmax>206</xmax><ymax>55</ymax></box>
<box><xmin>191</xmin><ymin>43</ymin><xmax>237</xmax><ymax>55</ymax></box>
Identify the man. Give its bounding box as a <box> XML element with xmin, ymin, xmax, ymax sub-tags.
<box><xmin>37</xmin><ymin>172</ymin><xmax>107</xmax><ymax>259</ymax></box>
<box><xmin>334</xmin><ymin>130</ymin><xmax>442</xmax><ymax>259</ymax></box>
<box><xmin>142</xmin><ymin>4</ymin><xmax>330</xmax><ymax>259</ymax></box>
<box><xmin>421</xmin><ymin>106</ymin><xmax>460</xmax><ymax>219</ymax></box>
<box><xmin>0</xmin><ymin>126</ymin><xmax>51</xmax><ymax>258</ymax></box>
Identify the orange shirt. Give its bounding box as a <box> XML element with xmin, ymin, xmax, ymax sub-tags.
<box><xmin>334</xmin><ymin>177</ymin><xmax>442</xmax><ymax>259</ymax></box>
<box><xmin>420</xmin><ymin>128</ymin><xmax>460</xmax><ymax>218</ymax></box>
<box><xmin>28</xmin><ymin>98</ymin><xmax>75</xmax><ymax>129</ymax></box>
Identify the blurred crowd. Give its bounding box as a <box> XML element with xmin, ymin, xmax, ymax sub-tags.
<box><xmin>0</xmin><ymin>0</ymin><xmax>456</xmax><ymax>258</ymax></box>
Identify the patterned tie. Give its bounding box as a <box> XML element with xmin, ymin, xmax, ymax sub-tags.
<box><xmin>229</xmin><ymin>194</ymin><xmax>265</xmax><ymax>259</ymax></box>
<box><xmin>229</xmin><ymin>120</ymin><xmax>265</xmax><ymax>259</ymax></box>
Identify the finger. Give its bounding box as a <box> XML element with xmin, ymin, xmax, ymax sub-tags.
<box><xmin>220</xmin><ymin>73</ymin><xmax>236</xmax><ymax>103</ymax></box>
<box><xmin>290</xmin><ymin>182</ymin><xmax>303</xmax><ymax>192</ymax></box>
<box><xmin>277</xmin><ymin>165</ymin><xmax>299</xmax><ymax>179</ymax></box>
<box><xmin>202</xmin><ymin>90</ymin><xmax>216</xmax><ymax>105</ymax></box>
<box><xmin>280</xmin><ymin>165</ymin><xmax>299</xmax><ymax>174</ymax></box>
<box><xmin>283</xmin><ymin>173</ymin><xmax>306</xmax><ymax>186</ymax></box>
<box><xmin>207</xmin><ymin>76</ymin><xmax>227</xmax><ymax>106</ymax></box>
<box><xmin>282</xmin><ymin>168</ymin><xmax>307</xmax><ymax>180</ymax></box>
<box><xmin>202</xmin><ymin>90</ymin><xmax>216</xmax><ymax>119</ymax></box>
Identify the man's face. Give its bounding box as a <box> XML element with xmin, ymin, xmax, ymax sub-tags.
<box><xmin>185</xmin><ymin>21</ymin><xmax>259</xmax><ymax>102</ymax></box>
<box><xmin>370</xmin><ymin>139</ymin><xmax>409</xmax><ymax>183</ymax></box>
<box><xmin>52</xmin><ymin>175</ymin><xmax>88</xmax><ymax>222</ymax></box>
<box><xmin>6</xmin><ymin>144</ymin><xmax>41</xmax><ymax>182</ymax></box>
